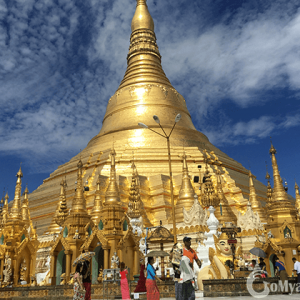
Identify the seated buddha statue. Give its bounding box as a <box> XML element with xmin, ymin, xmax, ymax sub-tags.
<box><xmin>197</xmin><ymin>233</ymin><xmax>240</xmax><ymax>290</ymax></box>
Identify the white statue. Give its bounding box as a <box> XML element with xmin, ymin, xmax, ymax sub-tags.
<box><xmin>130</xmin><ymin>216</ymin><xmax>143</xmax><ymax>237</ymax></box>
<box><xmin>37</xmin><ymin>256</ymin><xmax>51</xmax><ymax>285</ymax></box>
<box><xmin>3</xmin><ymin>254</ymin><xmax>12</xmax><ymax>285</ymax></box>
<box><xmin>111</xmin><ymin>252</ymin><xmax>119</xmax><ymax>269</ymax></box>
<box><xmin>183</xmin><ymin>194</ymin><xmax>208</xmax><ymax>226</ymax></box>
<box><xmin>139</xmin><ymin>238</ymin><xmax>146</xmax><ymax>255</ymax></box>
<box><xmin>237</xmin><ymin>201</ymin><xmax>263</xmax><ymax>231</ymax></box>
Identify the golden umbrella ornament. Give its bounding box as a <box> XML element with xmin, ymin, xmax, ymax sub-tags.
<box><xmin>73</xmin><ymin>252</ymin><xmax>95</xmax><ymax>267</ymax></box>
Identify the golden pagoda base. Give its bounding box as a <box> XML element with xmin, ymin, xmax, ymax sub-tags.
<box><xmin>0</xmin><ymin>281</ymin><xmax>175</xmax><ymax>300</ymax></box>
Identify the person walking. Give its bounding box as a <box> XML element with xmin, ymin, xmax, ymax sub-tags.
<box><xmin>179</xmin><ymin>256</ymin><xmax>196</xmax><ymax>300</ymax></box>
<box><xmin>146</xmin><ymin>256</ymin><xmax>162</xmax><ymax>300</ymax></box>
<box><xmin>81</xmin><ymin>261</ymin><xmax>91</xmax><ymax>300</ymax></box>
<box><xmin>275</xmin><ymin>257</ymin><xmax>289</xmax><ymax>294</ymax></box>
<box><xmin>120</xmin><ymin>262</ymin><xmax>130</xmax><ymax>300</ymax></box>
<box><xmin>182</xmin><ymin>237</ymin><xmax>201</xmax><ymax>269</ymax></box>
<box><xmin>259</xmin><ymin>258</ymin><xmax>268</xmax><ymax>278</ymax></box>
<box><xmin>292</xmin><ymin>257</ymin><xmax>300</xmax><ymax>292</ymax></box>
<box><xmin>72</xmin><ymin>272</ymin><xmax>85</xmax><ymax>300</ymax></box>
<box><xmin>170</xmin><ymin>243</ymin><xmax>183</xmax><ymax>300</ymax></box>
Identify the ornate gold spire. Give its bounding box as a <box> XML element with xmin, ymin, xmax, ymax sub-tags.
<box><xmin>175</xmin><ymin>153</ymin><xmax>195</xmax><ymax>223</ymax></box>
<box><xmin>2</xmin><ymin>193</ymin><xmax>9</xmax><ymax>225</ymax></box>
<box><xmin>21</xmin><ymin>186</ymin><xmax>31</xmax><ymax>223</ymax></box>
<box><xmin>127</xmin><ymin>162</ymin><xmax>142</xmax><ymax>219</ymax></box>
<box><xmin>91</xmin><ymin>174</ymin><xmax>103</xmax><ymax>226</ymax></box>
<box><xmin>214</xmin><ymin>170</ymin><xmax>237</xmax><ymax>224</ymax></box>
<box><xmin>266</xmin><ymin>170</ymin><xmax>273</xmax><ymax>203</ymax></box>
<box><xmin>266</xmin><ymin>143</ymin><xmax>298</xmax><ymax>222</ymax></box>
<box><xmin>269</xmin><ymin>143</ymin><xmax>288</xmax><ymax>202</ymax></box>
<box><xmin>54</xmin><ymin>178</ymin><xmax>68</xmax><ymax>226</ymax></box>
<box><xmin>71</xmin><ymin>159</ymin><xmax>87</xmax><ymax>213</ymax></box>
<box><xmin>248</xmin><ymin>170</ymin><xmax>266</xmax><ymax>222</ymax></box>
<box><xmin>295</xmin><ymin>182</ymin><xmax>300</xmax><ymax>214</ymax></box>
<box><xmin>104</xmin><ymin>149</ymin><xmax>120</xmax><ymax>205</ymax></box>
<box><xmin>96</xmin><ymin>0</ymin><xmax>203</xmax><ymax>144</ymax></box>
<box><xmin>10</xmin><ymin>166</ymin><xmax>23</xmax><ymax>220</ymax></box>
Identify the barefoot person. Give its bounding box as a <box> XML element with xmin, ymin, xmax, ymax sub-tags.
<box><xmin>146</xmin><ymin>257</ymin><xmax>162</xmax><ymax>300</ymax></box>
<box><xmin>120</xmin><ymin>262</ymin><xmax>130</xmax><ymax>300</ymax></box>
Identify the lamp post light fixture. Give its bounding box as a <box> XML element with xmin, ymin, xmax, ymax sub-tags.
<box><xmin>138</xmin><ymin>113</ymin><xmax>181</xmax><ymax>243</ymax></box>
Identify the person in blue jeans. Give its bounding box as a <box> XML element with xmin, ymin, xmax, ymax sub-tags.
<box><xmin>275</xmin><ymin>257</ymin><xmax>289</xmax><ymax>294</ymax></box>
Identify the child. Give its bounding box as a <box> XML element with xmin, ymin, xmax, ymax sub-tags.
<box><xmin>120</xmin><ymin>262</ymin><xmax>130</xmax><ymax>300</ymax></box>
<box><xmin>73</xmin><ymin>272</ymin><xmax>85</xmax><ymax>300</ymax></box>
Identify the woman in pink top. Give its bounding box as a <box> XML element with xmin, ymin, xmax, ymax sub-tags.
<box><xmin>120</xmin><ymin>262</ymin><xmax>130</xmax><ymax>300</ymax></box>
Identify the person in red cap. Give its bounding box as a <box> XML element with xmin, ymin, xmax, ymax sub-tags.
<box><xmin>183</xmin><ymin>237</ymin><xmax>202</xmax><ymax>269</ymax></box>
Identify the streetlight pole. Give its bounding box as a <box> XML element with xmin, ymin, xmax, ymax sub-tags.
<box><xmin>138</xmin><ymin>114</ymin><xmax>181</xmax><ymax>243</ymax></box>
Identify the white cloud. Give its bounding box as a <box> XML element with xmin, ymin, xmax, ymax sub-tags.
<box><xmin>0</xmin><ymin>0</ymin><xmax>300</xmax><ymax>173</ymax></box>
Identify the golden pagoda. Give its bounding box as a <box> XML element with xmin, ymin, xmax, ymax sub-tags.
<box><xmin>258</xmin><ymin>143</ymin><xmax>300</xmax><ymax>276</ymax></box>
<box><xmin>0</xmin><ymin>167</ymin><xmax>38</xmax><ymax>286</ymax></box>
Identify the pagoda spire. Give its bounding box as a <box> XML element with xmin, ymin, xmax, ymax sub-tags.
<box><xmin>214</xmin><ymin>169</ymin><xmax>237</xmax><ymax>224</ymax></box>
<box><xmin>2</xmin><ymin>193</ymin><xmax>9</xmax><ymax>224</ymax></box>
<box><xmin>248</xmin><ymin>170</ymin><xmax>266</xmax><ymax>222</ymax></box>
<box><xmin>175</xmin><ymin>152</ymin><xmax>195</xmax><ymax>223</ymax></box>
<box><xmin>269</xmin><ymin>143</ymin><xmax>289</xmax><ymax>202</ymax></box>
<box><xmin>91</xmin><ymin>174</ymin><xmax>103</xmax><ymax>226</ymax></box>
<box><xmin>55</xmin><ymin>178</ymin><xmax>68</xmax><ymax>226</ymax></box>
<box><xmin>295</xmin><ymin>182</ymin><xmax>300</xmax><ymax>214</ymax></box>
<box><xmin>45</xmin><ymin>178</ymin><xmax>68</xmax><ymax>234</ymax></box>
<box><xmin>21</xmin><ymin>186</ymin><xmax>31</xmax><ymax>224</ymax></box>
<box><xmin>104</xmin><ymin>149</ymin><xmax>120</xmax><ymax>205</ymax></box>
<box><xmin>127</xmin><ymin>161</ymin><xmax>142</xmax><ymax>219</ymax></box>
<box><xmin>265</xmin><ymin>170</ymin><xmax>273</xmax><ymax>203</ymax></box>
<box><xmin>71</xmin><ymin>159</ymin><xmax>87</xmax><ymax>213</ymax></box>
<box><xmin>10</xmin><ymin>166</ymin><xmax>23</xmax><ymax>220</ymax></box>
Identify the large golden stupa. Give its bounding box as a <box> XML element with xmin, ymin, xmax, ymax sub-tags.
<box><xmin>28</xmin><ymin>0</ymin><xmax>269</xmax><ymax>235</ymax></box>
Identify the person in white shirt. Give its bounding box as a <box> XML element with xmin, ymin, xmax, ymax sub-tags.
<box><xmin>179</xmin><ymin>256</ymin><xmax>195</xmax><ymax>300</ymax></box>
<box><xmin>292</xmin><ymin>257</ymin><xmax>300</xmax><ymax>293</ymax></box>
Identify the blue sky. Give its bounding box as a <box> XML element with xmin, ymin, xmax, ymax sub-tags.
<box><xmin>0</xmin><ymin>0</ymin><xmax>299</xmax><ymax>200</ymax></box>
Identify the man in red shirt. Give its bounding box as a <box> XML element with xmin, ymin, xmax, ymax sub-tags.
<box><xmin>183</xmin><ymin>237</ymin><xmax>202</xmax><ymax>269</ymax></box>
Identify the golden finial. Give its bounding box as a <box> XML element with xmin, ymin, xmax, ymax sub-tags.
<box><xmin>71</xmin><ymin>159</ymin><xmax>86</xmax><ymax>212</ymax></box>
<box><xmin>131</xmin><ymin>0</ymin><xmax>154</xmax><ymax>32</ymax></box>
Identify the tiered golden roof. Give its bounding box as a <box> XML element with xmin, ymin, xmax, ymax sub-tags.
<box><xmin>54</xmin><ymin>178</ymin><xmax>68</xmax><ymax>227</ymax></box>
<box><xmin>175</xmin><ymin>153</ymin><xmax>195</xmax><ymax>223</ymax></box>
